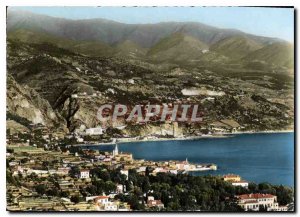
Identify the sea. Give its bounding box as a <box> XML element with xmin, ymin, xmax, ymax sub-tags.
<box><xmin>84</xmin><ymin>132</ymin><xmax>294</xmax><ymax>187</ymax></box>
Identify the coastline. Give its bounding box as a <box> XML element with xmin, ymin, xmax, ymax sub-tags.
<box><xmin>223</xmin><ymin>129</ymin><xmax>294</xmax><ymax>135</ymax></box>
<box><xmin>79</xmin><ymin>129</ymin><xmax>294</xmax><ymax>147</ymax></box>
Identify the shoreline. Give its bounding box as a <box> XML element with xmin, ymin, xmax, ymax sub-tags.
<box><xmin>79</xmin><ymin>130</ymin><xmax>294</xmax><ymax>147</ymax></box>
<box><xmin>223</xmin><ymin>129</ymin><xmax>294</xmax><ymax>135</ymax></box>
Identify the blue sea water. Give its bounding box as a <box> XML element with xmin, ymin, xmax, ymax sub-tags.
<box><xmin>85</xmin><ymin>132</ymin><xmax>294</xmax><ymax>187</ymax></box>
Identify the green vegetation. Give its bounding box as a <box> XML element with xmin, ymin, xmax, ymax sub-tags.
<box><xmin>8</xmin><ymin>29</ymin><xmax>115</xmax><ymax>57</ymax></box>
<box><xmin>147</xmin><ymin>33</ymin><xmax>209</xmax><ymax>63</ymax></box>
<box><xmin>243</xmin><ymin>42</ymin><xmax>294</xmax><ymax>68</ymax></box>
<box><xmin>210</xmin><ymin>36</ymin><xmax>263</xmax><ymax>59</ymax></box>
<box><xmin>7</xmin><ymin>163</ymin><xmax>293</xmax><ymax>211</ymax></box>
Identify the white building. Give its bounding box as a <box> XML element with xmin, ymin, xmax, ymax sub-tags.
<box><xmin>94</xmin><ymin>196</ymin><xmax>118</xmax><ymax>211</ymax></box>
<box><xmin>103</xmin><ymin>202</ymin><xmax>118</xmax><ymax>211</ymax></box>
<box><xmin>85</xmin><ymin>127</ymin><xmax>103</xmax><ymax>136</ymax></box>
<box><xmin>231</xmin><ymin>180</ymin><xmax>249</xmax><ymax>188</ymax></box>
<box><xmin>80</xmin><ymin>169</ymin><xmax>90</xmax><ymax>179</ymax></box>
<box><xmin>94</xmin><ymin>196</ymin><xmax>109</xmax><ymax>204</ymax></box>
<box><xmin>237</xmin><ymin>193</ymin><xmax>279</xmax><ymax>211</ymax></box>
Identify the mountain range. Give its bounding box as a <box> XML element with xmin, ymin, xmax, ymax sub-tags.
<box><xmin>7</xmin><ymin>9</ymin><xmax>294</xmax><ymax>68</ymax></box>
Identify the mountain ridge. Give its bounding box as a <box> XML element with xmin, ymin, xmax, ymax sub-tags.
<box><xmin>7</xmin><ymin>9</ymin><xmax>285</xmax><ymax>48</ymax></box>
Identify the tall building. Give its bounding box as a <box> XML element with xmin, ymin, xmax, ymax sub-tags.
<box><xmin>113</xmin><ymin>144</ymin><xmax>119</xmax><ymax>157</ymax></box>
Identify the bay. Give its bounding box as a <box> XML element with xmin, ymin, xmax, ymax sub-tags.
<box><xmin>85</xmin><ymin>132</ymin><xmax>294</xmax><ymax>187</ymax></box>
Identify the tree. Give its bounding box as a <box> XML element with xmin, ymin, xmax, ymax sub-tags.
<box><xmin>168</xmin><ymin>201</ymin><xmax>181</xmax><ymax>211</ymax></box>
<box><xmin>275</xmin><ymin>185</ymin><xmax>294</xmax><ymax>205</ymax></box>
<box><xmin>126</xmin><ymin>194</ymin><xmax>144</xmax><ymax>210</ymax></box>
<box><xmin>145</xmin><ymin>167</ymin><xmax>151</xmax><ymax>176</ymax></box>
<box><xmin>71</xmin><ymin>195</ymin><xmax>80</xmax><ymax>204</ymax></box>
<box><xmin>42</xmin><ymin>161</ymin><xmax>49</xmax><ymax>169</ymax></box>
<box><xmin>20</xmin><ymin>158</ymin><xmax>29</xmax><ymax>164</ymax></box>
<box><xmin>142</xmin><ymin>177</ymin><xmax>150</xmax><ymax>194</ymax></box>
<box><xmin>60</xmin><ymin>191</ymin><xmax>70</xmax><ymax>198</ymax></box>
<box><xmin>7</xmin><ymin>148</ymin><xmax>14</xmax><ymax>154</ymax></box>
<box><xmin>86</xmin><ymin>185</ymin><xmax>97</xmax><ymax>196</ymax></box>
<box><xmin>96</xmin><ymin>170</ymin><xmax>111</xmax><ymax>181</ymax></box>
<box><xmin>35</xmin><ymin>184</ymin><xmax>46</xmax><ymax>195</ymax></box>
<box><xmin>65</xmin><ymin>167</ymin><xmax>294</xmax><ymax>211</ymax></box>
<box><xmin>46</xmin><ymin>188</ymin><xmax>59</xmax><ymax>197</ymax></box>
<box><xmin>104</xmin><ymin>181</ymin><xmax>116</xmax><ymax>194</ymax></box>
<box><xmin>69</xmin><ymin>166</ymin><xmax>80</xmax><ymax>178</ymax></box>
<box><xmin>92</xmin><ymin>179</ymin><xmax>105</xmax><ymax>195</ymax></box>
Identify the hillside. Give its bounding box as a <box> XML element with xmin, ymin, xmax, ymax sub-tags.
<box><xmin>7</xmin><ymin>29</ymin><xmax>116</xmax><ymax>57</ymax></box>
<box><xmin>210</xmin><ymin>36</ymin><xmax>263</xmax><ymax>59</ymax></box>
<box><xmin>7</xmin><ymin>75</ymin><xmax>68</xmax><ymax>132</ymax></box>
<box><xmin>114</xmin><ymin>40</ymin><xmax>148</xmax><ymax>59</ymax></box>
<box><xmin>243</xmin><ymin>42</ymin><xmax>294</xmax><ymax>68</ymax></box>
<box><xmin>6</xmin><ymin>40</ymin><xmax>294</xmax><ymax>133</ymax></box>
<box><xmin>147</xmin><ymin>33</ymin><xmax>209</xmax><ymax>62</ymax></box>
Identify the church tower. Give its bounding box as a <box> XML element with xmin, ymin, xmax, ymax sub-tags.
<box><xmin>113</xmin><ymin>144</ymin><xmax>119</xmax><ymax>157</ymax></box>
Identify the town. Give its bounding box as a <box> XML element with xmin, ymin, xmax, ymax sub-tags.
<box><xmin>6</xmin><ymin>128</ymin><xmax>293</xmax><ymax>211</ymax></box>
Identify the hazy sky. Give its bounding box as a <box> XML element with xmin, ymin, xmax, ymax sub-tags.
<box><xmin>10</xmin><ymin>6</ymin><xmax>294</xmax><ymax>42</ymax></box>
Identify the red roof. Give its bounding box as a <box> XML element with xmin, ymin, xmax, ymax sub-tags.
<box><xmin>237</xmin><ymin>193</ymin><xmax>275</xmax><ymax>200</ymax></box>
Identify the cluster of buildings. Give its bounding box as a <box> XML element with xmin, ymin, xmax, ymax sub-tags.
<box><xmin>6</xmin><ymin>137</ymin><xmax>216</xmax><ymax>211</ymax></box>
<box><xmin>79</xmin><ymin>145</ymin><xmax>217</xmax><ymax>176</ymax></box>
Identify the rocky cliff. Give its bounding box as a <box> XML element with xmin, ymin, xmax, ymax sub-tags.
<box><xmin>6</xmin><ymin>75</ymin><xmax>68</xmax><ymax>132</ymax></box>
